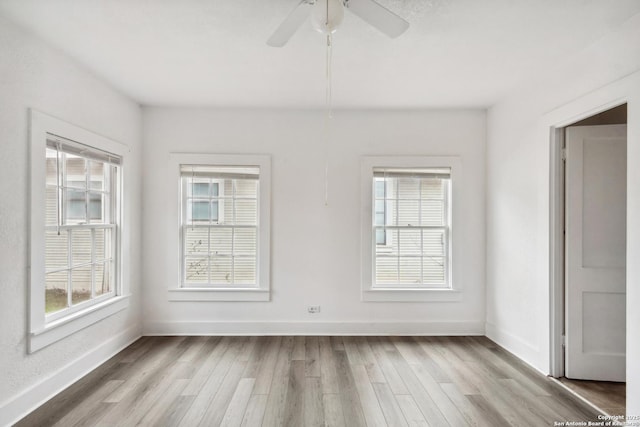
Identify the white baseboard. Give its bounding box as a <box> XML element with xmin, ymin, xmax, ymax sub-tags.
<box><xmin>143</xmin><ymin>320</ymin><xmax>485</xmax><ymax>336</ymax></box>
<box><xmin>485</xmin><ymin>321</ymin><xmax>545</xmax><ymax>375</ymax></box>
<box><xmin>0</xmin><ymin>326</ymin><xmax>142</xmax><ymax>427</ymax></box>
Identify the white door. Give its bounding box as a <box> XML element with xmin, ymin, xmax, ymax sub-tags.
<box><xmin>565</xmin><ymin>124</ymin><xmax>626</xmax><ymax>382</ymax></box>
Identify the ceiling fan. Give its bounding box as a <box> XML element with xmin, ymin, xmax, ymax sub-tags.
<box><xmin>267</xmin><ymin>0</ymin><xmax>410</xmax><ymax>47</ymax></box>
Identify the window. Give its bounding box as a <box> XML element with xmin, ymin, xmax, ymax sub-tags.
<box><xmin>373</xmin><ymin>168</ymin><xmax>450</xmax><ymax>287</ymax></box>
<box><xmin>181</xmin><ymin>166</ymin><xmax>258</xmax><ymax>287</ymax></box>
<box><xmin>361</xmin><ymin>156</ymin><xmax>461</xmax><ymax>302</ymax></box>
<box><xmin>30</xmin><ymin>110</ymin><xmax>129</xmax><ymax>352</ymax></box>
<box><xmin>44</xmin><ymin>139</ymin><xmax>119</xmax><ymax>316</ymax></box>
<box><xmin>168</xmin><ymin>154</ymin><xmax>271</xmax><ymax>301</ymax></box>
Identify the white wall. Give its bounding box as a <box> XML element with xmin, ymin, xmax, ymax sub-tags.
<box><xmin>486</xmin><ymin>12</ymin><xmax>640</xmax><ymax>414</ymax></box>
<box><xmin>142</xmin><ymin>108</ymin><xmax>486</xmax><ymax>335</ymax></box>
<box><xmin>0</xmin><ymin>15</ymin><xmax>143</xmax><ymax>424</ymax></box>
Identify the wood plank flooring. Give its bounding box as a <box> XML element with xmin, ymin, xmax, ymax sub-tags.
<box><xmin>16</xmin><ymin>336</ymin><xmax>602</xmax><ymax>426</ymax></box>
<box><xmin>558</xmin><ymin>376</ymin><xmax>625</xmax><ymax>416</ymax></box>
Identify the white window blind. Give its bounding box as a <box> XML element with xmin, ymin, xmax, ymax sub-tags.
<box><xmin>180</xmin><ymin>165</ymin><xmax>260</xmax><ymax>287</ymax></box>
<box><xmin>47</xmin><ymin>134</ymin><xmax>122</xmax><ymax>166</ymax></box>
<box><xmin>373</xmin><ymin>167</ymin><xmax>451</xmax><ymax>288</ymax></box>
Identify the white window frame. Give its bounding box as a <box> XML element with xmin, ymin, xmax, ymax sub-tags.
<box><xmin>29</xmin><ymin>110</ymin><xmax>129</xmax><ymax>353</ymax></box>
<box><xmin>361</xmin><ymin>156</ymin><xmax>462</xmax><ymax>302</ymax></box>
<box><xmin>167</xmin><ymin>153</ymin><xmax>271</xmax><ymax>302</ymax></box>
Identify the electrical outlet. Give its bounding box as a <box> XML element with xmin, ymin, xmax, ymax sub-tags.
<box><xmin>307</xmin><ymin>305</ymin><xmax>321</xmax><ymax>314</ymax></box>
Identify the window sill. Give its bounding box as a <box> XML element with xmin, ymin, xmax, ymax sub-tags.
<box><xmin>362</xmin><ymin>288</ymin><xmax>462</xmax><ymax>302</ymax></box>
<box><xmin>168</xmin><ymin>287</ymin><xmax>270</xmax><ymax>302</ymax></box>
<box><xmin>29</xmin><ymin>295</ymin><xmax>130</xmax><ymax>353</ymax></box>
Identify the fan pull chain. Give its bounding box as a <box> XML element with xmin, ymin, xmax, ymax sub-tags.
<box><xmin>326</xmin><ymin>33</ymin><xmax>333</xmax><ymax>117</ymax></box>
<box><xmin>324</xmin><ymin>33</ymin><xmax>333</xmax><ymax>206</ymax></box>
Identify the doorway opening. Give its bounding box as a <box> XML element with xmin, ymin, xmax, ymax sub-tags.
<box><xmin>550</xmin><ymin>103</ymin><xmax>627</xmax><ymax>415</ymax></box>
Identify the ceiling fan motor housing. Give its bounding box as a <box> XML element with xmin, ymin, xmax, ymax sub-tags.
<box><xmin>311</xmin><ymin>0</ymin><xmax>344</xmax><ymax>34</ymax></box>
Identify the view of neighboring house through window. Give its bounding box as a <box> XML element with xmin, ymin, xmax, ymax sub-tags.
<box><xmin>45</xmin><ymin>137</ymin><xmax>120</xmax><ymax>316</ymax></box>
<box><xmin>373</xmin><ymin>167</ymin><xmax>451</xmax><ymax>288</ymax></box>
<box><xmin>181</xmin><ymin>165</ymin><xmax>259</xmax><ymax>287</ymax></box>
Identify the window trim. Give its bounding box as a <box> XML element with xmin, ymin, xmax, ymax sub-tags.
<box><xmin>29</xmin><ymin>110</ymin><xmax>129</xmax><ymax>353</ymax></box>
<box><xmin>167</xmin><ymin>153</ymin><xmax>271</xmax><ymax>302</ymax></box>
<box><xmin>361</xmin><ymin>156</ymin><xmax>463</xmax><ymax>302</ymax></box>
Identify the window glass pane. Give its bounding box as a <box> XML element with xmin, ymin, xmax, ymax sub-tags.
<box><xmin>46</xmin><ymin>186</ymin><xmax>58</xmax><ymax>226</ymax></box>
<box><xmin>185</xmin><ymin>257</ymin><xmax>208</xmax><ymax>283</ymax></box>
<box><xmin>45</xmin><ymin>230</ymin><xmax>68</xmax><ymax>272</ymax></box>
<box><xmin>374</xmin><ymin>199</ymin><xmax>385</xmax><ymax>224</ymax></box>
<box><xmin>376</xmin><ymin>229</ymin><xmax>399</xmax><ymax>256</ymax></box>
<box><xmin>95</xmin><ymin>261</ymin><xmax>113</xmax><ymax>296</ymax></box>
<box><xmin>375</xmin><ymin>256</ymin><xmax>398</xmax><ymax>285</ymax></box>
<box><xmin>94</xmin><ymin>228</ymin><xmax>108</xmax><ymax>261</ymax></box>
<box><xmin>65</xmin><ymin>189</ymin><xmax>86</xmax><ymax>223</ymax></box>
<box><xmin>223</xmin><ymin>180</ymin><xmax>233</xmax><ymax>197</ymax></box>
<box><xmin>421</xmin><ymin>200</ymin><xmax>444</xmax><ymax>226</ymax></box>
<box><xmin>45</xmin><ymin>271</ymin><xmax>68</xmax><ymax>313</ymax></box>
<box><xmin>65</xmin><ymin>155</ymin><xmax>86</xmax><ymax>189</ymax></box>
<box><xmin>210</xmin><ymin>256</ymin><xmax>232</xmax><ymax>284</ymax></box>
<box><xmin>192</xmin><ymin>182</ymin><xmax>210</xmax><ymax>197</ymax></box>
<box><xmin>423</xmin><ymin>229</ymin><xmax>445</xmax><ymax>256</ymax></box>
<box><xmin>211</xmin><ymin>182</ymin><xmax>219</xmax><ymax>197</ymax></box>
<box><xmin>399</xmin><ymin>257</ymin><xmax>421</xmax><ymax>285</ymax></box>
<box><xmin>185</xmin><ymin>227</ymin><xmax>209</xmax><ymax>256</ymax></box>
<box><xmin>374</xmin><ymin>180</ymin><xmax>385</xmax><ymax>198</ymax></box>
<box><xmin>189</xmin><ymin>200</ymin><xmax>210</xmax><ymax>222</ymax></box>
<box><xmin>385</xmin><ymin>178</ymin><xmax>397</xmax><ymax>198</ymax></box>
<box><xmin>219</xmin><ymin>199</ymin><xmax>233</xmax><ymax>225</ymax></box>
<box><xmin>46</xmin><ymin>149</ymin><xmax>58</xmax><ymax>186</ymax></box>
<box><xmin>235</xmin><ymin>199</ymin><xmax>257</xmax><ymax>225</ymax></box>
<box><xmin>234</xmin><ymin>257</ymin><xmax>256</xmax><ymax>285</ymax></box>
<box><xmin>210</xmin><ymin>228</ymin><xmax>232</xmax><ymax>255</ymax></box>
<box><xmin>71</xmin><ymin>266</ymin><xmax>91</xmax><ymax>304</ymax></box>
<box><xmin>386</xmin><ymin>199</ymin><xmax>398</xmax><ymax>226</ymax></box>
<box><xmin>397</xmin><ymin>199</ymin><xmax>419</xmax><ymax>226</ymax></box>
<box><xmin>375</xmin><ymin>229</ymin><xmax>386</xmax><ymax>245</ymax></box>
<box><xmin>398</xmin><ymin>229</ymin><xmax>421</xmax><ymax>256</ymax></box>
<box><xmin>421</xmin><ymin>178</ymin><xmax>444</xmax><ymax>199</ymax></box>
<box><xmin>397</xmin><ymin>178</ymin><xmax>419</xmax><ymax>199</ymax></box>
<box><xmin>234</xmin><ymin>179</ymin><xmax>257</xmax><ymax>198</ymax></box>
<box><xmin>233</xmin><ymin>228</ymin><xmax>257</xmax><ymax>256</ymax></box>
<box><xmin>89</xmin><ymin>191</ymin><xmax>103</xmax><ymax>222</ymax></box>
<box><xmin>211</xmin><ymin>201</ymin><xmax>219</xmax><ymax>222</ymax></box>
<box><xmin>89</xmin><ymin>161</ymin><xmax>105</xmax><ymax>190</ymax></box>
<box><xmin>423</xmin><ymin>257</ymin><xmax>445</xmax><ymax>284</ymax></box>
<box><xmin>71</xmin><ymin>229</ymin><xmax>92</xmax><ymax>266</ymax></box>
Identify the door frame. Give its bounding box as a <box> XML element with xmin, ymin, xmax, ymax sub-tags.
<box><xmin>548</xmin><ymin>100</ymin><xmax>628</xmax><ymax>378</ymax></box>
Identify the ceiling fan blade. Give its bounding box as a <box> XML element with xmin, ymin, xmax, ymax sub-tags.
<box><xmin>267</xmin><ymin>0</ymin><xmax>313</xmax><ymax>47</ymax></box>
<box><xmin>345</xmin><ymin>0</ymin><xmax>409</xmax><ymax>38</ymax></box>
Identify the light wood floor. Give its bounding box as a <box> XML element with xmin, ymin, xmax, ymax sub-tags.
<box><xmin>558</xmin><ymin>376</ymin><xmax>625</xmax><ymax>416</ymax></box>
<box><xmin>16</xmin><ymin>336</ymin><xmax>601</xmax><ymax>426</ymax></box>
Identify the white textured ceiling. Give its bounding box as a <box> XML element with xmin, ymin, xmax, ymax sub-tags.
<box><xmin>1</xmin><ymin>0</ymin><xmax>639</xmax><ymax>108</ymax></box>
